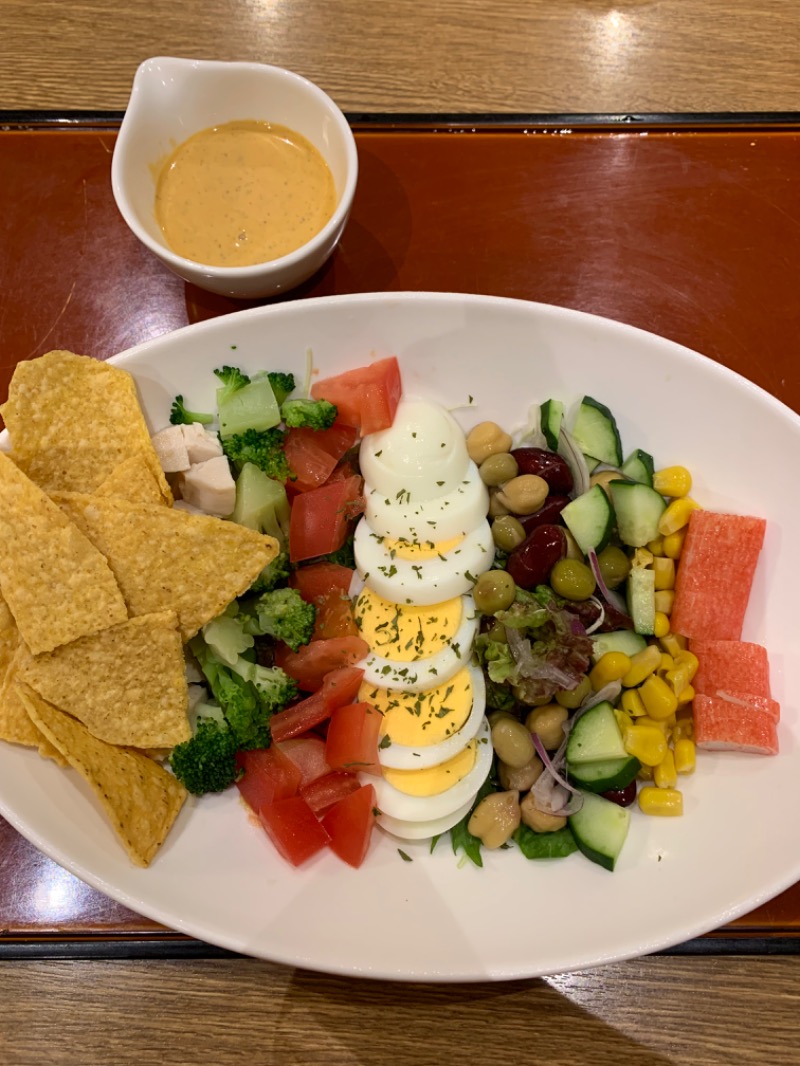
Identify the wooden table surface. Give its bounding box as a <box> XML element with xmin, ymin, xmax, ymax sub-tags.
<box><xmin>2</xmin><ymin>3</ymin><xmax>800</xmax><ymax>1064</ymax></box>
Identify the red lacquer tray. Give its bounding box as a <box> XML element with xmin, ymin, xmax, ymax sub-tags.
<box><xmin>1</xmin><ymin>114</ymin><xmax>799</xmax><ymax>956</ymax></box>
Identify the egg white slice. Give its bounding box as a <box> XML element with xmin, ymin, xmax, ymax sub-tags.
<box><xmin>363</xmin><ymin>460</ymin><xmax>489</xmax><ymax>541</ymax></box>
<box><xmin>368</xmin><ymin>718</ymin><xmax>492</xmax><ymax>822</ymax></box>
<box><xmin>354</xmin><ymin>519</ymin><xmax>495</xmax><ymax>606</ymax></box>
<box><xmin>377</xmin><ymin>795</ymin><xmax>475</xmax><ymax>841</ymax></box>
<box><xmin>359</xmin><ymin>594</ymin><xmax>479</xmax><ymax>692</ymax></box>
<box><xmin>377</xmin><ymin>664</ymin><xmax>486</xmax><ymax>770</ymax></box>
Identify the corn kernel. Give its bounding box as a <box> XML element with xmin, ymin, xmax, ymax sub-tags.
<box><xmin>653</xmin><ymin>466</ymin><xmax>693</xmax><ymax>498</ymax></box>
<box><xmin>665</xmin><ymin>663</ymin><xmax>691</xmax><ymax>697</ymax></box>
<box><xmin>621</xmin><ymin>645</ymin><xmax>661</xmax><ymax>688</ymax></box>
<box><xmin>657</xmin><ymin>497</ymin><xmax>701</xmax><ymax>536</ymax></box>
<box><xmin>621</xmin><ymin>689</ymin><xmax>647</xmax><ymax>717</ymax></box>
<box><xmin>676</xmin><ymin>683</ymin><xmax>695</xmax><ymax>706</ymax></box>
<box><xmin>614</xmin><ymin>708</ymin><xmax>633</xmax><ymax>734</ymax></box>
<box><xmin>638</xmin><ymin>714</ymin><xmax>673</xmax><ymax>735</ymax></box>
<box><xmin>632</xmin><ymin>547</ymin><xmax>654</xmax><ymax>569</ymax></box>
<box><xmin>624</xmin><ymin>723</ymin><xmax>667</xmax><ymax>766</ymax></box>
<box><xmin>659</xmin><ymin>633</ymin><xmax>684</xmax><ymax>657</ymax></box>
<box><xmin>640</xmin><ymin>674</ymin><xmax>679</xmax><ymax>719</ymax></box>
<box><xmin>638</xmin><ymin>786</ymin><xmax>683</xmax><ymax>816</ymax></box>
<box><xmin>662</xmin><ymin>528</ymin><xmax>687</xmax><ymax>559</ymax></box>
<box><xmin>658</xmin><ymin>653</ymin><xmax>675</xmax><ymax>673</ymax></box>
<box><xmin>589</xmin><ymin>651</ymin><xmax>632</xmax><ymax>690</ymax></box>
<box><xmin>654</xmin><ymin>590</ymin><xmax>675</xmax><ymax>615</ymax></box>
<box><xmin>674</xmin><ymin>650</ymin><xmax>699</xmax><ymax>682</ymax></box>
<box><xmin>647</xmin><ymin>536</ymin><xmax>665</xmax><ymax>556</ymax></box>
<box><xmin>637</xmin><ymin>764</ymin><xmax>654</xmax><ymax>781</ymax></box>
<box><xmin>674</xmin><ymin>738</ymin><xmax>696</xmax><ymax>774</ymax></box>
<box><xmin>674</xmin><ymin>713</ymin><xmax>694</xmax><ymax>741</ymax></box>
<box><xmin>653</xmin><ymin>611</ymin><xmax>671</xmax><ymax>638</ymax></box>
<box><xmin>652</xmin><ymin>556</ymin><xmax>676</xmax><ymax>591</ymax></box>
<box><xmin>653</xmin><ymin>749</ymin><xmax>678</xmax><ymax>789</ymax></box>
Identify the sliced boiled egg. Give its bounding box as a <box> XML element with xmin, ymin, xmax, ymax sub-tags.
<box><xmin>377</xmin><ymin>796</ymin><xmax>475</xmax><ymax>841</ymax></box>
<box><xmin>363</xmin><ymin>460</ymin><xmax>489</xmax><ymax>542</ymax></box>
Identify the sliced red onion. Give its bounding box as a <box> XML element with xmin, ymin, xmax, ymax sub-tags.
<box><xmin>505</xmin><ymin>625</ymin><xmax>576</xmax><ymax>688</ymax></box>
<box><xmin>583</xmin><ymin>595</ymin><xmax>605</xmax><ymax>635</ymax></box>
<box><xmin>580</xmin><ymin>679</ymin><xmax>623</xmax><ymax>710</ymax></box>
<box><xmin>588</xmin><ymin>548</ymin><xmax>631</xmax><ymax>619</ymax></box>
<box><xmin>531</xmin><ymin>732</ymin><xmax>584</xmax><ymax>816</ymax></box>
<box><xmin>557</xmin><ymin>427</ymin><xmax>590</xmax><ymax>497</ymax></box>
<box><xmin>512</xmin><ymin>403</ymin><xmax>548</xmax><ymax>449</ymax></box>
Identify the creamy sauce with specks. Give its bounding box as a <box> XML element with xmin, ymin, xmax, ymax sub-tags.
<box><xmin>155</xmin><ymin>120</ymin><xmax>336</xmax><ymax>268</ymax></box>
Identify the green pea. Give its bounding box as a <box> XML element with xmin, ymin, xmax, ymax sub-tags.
<box><xmin>473</xmin><ymin>569</ymin><xmax>517</xmax><ymax>614</ymax></box>
<box><xmin>549</xmin><ymin>558</ymin><xmax>597</xmax><ymax>601</ymax></box>
<box><xmin>597</xmin><ymin>544</ymin><xmax>631</xmax><ymax>589</ymax></box>
<box><xmin>480</xmin><ymin>452</ymin><xmax>519</xmax><ymax>487</ymax></box>
<box><xmin>491</xmin><ymin>515</ymin><xmax>526</xmax><ymax>552</ymax></box>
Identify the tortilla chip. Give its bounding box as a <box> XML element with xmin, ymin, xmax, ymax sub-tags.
<box><xmin>0</xmin><ymin>453</ymin><xmax>128</xmax><ymax>654</ymax></box>
<box><xmin>18</xmin><ymin>611</ymin><xmax>190</xmax><ymax>749</ymax></box>
<box><xmin>54</xmin><ymin>493</ymin><xmax>279</xmax><ymax>641</ymax></box>
<box><xmin>19</xmin><ymin>685</ymin><xmax>187</xmax><ymax>867</ymax></box>
<box><xmin>95</xmin><ymin>452</ymin><xmax>167</xmax><ymax>506</ymax></box>
<box><xmin>0</xmin><ymin>593</ymin><xmax>20</xmax><ymax>687</ymax></box>
<box><xmin>0</xmin><ymin>653</ymin><xmax>66</xmax><ymax>764</ymax></box>
<box><xmin>0</xmin><ymin>350</ymin><xmax>172</xmax><ymax>504</ymax></box>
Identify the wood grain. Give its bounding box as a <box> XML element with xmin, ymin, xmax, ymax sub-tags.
<box><xmin>1</xmin><ymin>956</ymin><xmax>798</xmax><ymax>1065</ymax></box>
<box><xmin>2</xmin><ymin>0</ymin><xmax>800</xmax><ymax>114</ymax></box>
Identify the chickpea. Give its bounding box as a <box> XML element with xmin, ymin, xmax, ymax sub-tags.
<box><xmin>498</xmin><ymin>754</ymin><xmax>544</xmax><ymax>791</ymax></box>
<box><xmin>520</xmin><ymin>792</ymin><xmax>567</xmax><ymax>833</ymax></box>
<box><xmin>488</xmin><ymin>490</ymin><xmax>510</xmax><ymax>518</ymax></box>
<box><xmin>555</xmin><ymin>674</ymin><xmax>592</xmax><ymax>709</ymax></box>
<box><xmin>479</xmin><ymin>452</ymin><xmax>518</xmax><ymax>487</ymax></box>
<box><xmin>473</xmin><ymin>569</ymin><xmax>516</xmax><ymax>615</ymax></box>
<box><xmin>492</xmin><ymin>515</ymin><xmax>526</xmax><ymax>552</ymax></box>
<box><xmin>468</xmin><ymin>790</ymin><xmax>521</xmax><ymax>848</ymax></box>
<box><xmin>494</xmin><ymin>474</ymin><xmax>549</xmax><ymax>516</ymax></box>
<box><xmin>467</xmin><ymin>422</ymin><xmax>513</xmax><ymax>465</ymax></box>
<box><xmin>590</xmin><ymin>470</ymin><xmax>624</xmax><ymax>497</ymax></box>
<box><xmin>525</xmin><ymin>703</ymin><xmax>569</xmax><ymax>750</ymax></box>
<box><xmin>491</xmin><ymin>716</ymin><xmax>535</xmax><ymax>768</ymax></box>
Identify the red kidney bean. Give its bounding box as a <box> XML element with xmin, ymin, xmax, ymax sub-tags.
<box><xmin>601</xmin><ymin>782</ymin><xmax>637</xmax><ymax>807</ymax></box>
<box><xmin>519</xmin><ymin>494</ymin><xmax>571</xmax><ymax>534</ymax></box>
<box><xmin>510</xmin><ymin>448</ymin><xmax>573</xmax><ymax>494</ymax></box>
<box><xmin>506</xmin><ymin>524</ymin><xmax>567</xmax><ymax>589</ymax></box>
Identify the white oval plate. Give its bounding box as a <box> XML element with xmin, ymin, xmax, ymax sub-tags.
<box><xmin>1</xmin><ymin>292</ymin><xmax>798</xmax><ymax>981</ymax></box>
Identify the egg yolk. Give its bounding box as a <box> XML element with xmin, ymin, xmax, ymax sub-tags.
<box><xmin>382</xmin><ymin>534</ymin><xmax>463</xmax><ymax>560</ymax></box>
<box><xmin>382</xmin><ymin>741</ymin><xmax>478</xmax><ymax>796</ymax></box>
<box><xmin>360</xmin><ymin>666</ymin><xmax>474</xmax><ymax>747</ymax></box>
<box><xmin>354</xmin><ymin>588</ymin><xmax>464</xmax><ymax>663</ymax></box>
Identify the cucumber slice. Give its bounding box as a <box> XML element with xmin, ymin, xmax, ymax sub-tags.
<box><xmin>569</xmin><ymin>792</ymin><xmax>631</xmax><ymax>871</ymax></box>
<box><xmin>627</xmin><ymin>566</ymin><xmax>656</xmax><ymax>635</ymax></box>
<box><xmin>566</xmin><ymin>701</ymin><xmax>627</xmax><ymax>764</ymax></box>
<box><xmin>590</xmin><ymin>629</ymin><xmax>647</xmax><ymax>663</ymax></box>
<box><xmin>561</xmin><ymin>484</ymin><xmax>615</xmax><ymax>554</ymax></box>
<box><xmin>567</xmin><ymin>754</ymin><xmax>641</xmax><ymax>793</ymax></box>
<box><xmin>609</xmin><ymin>480</ymin><xmax>667</xmax><ymax>547</ymax></box>
<box><xmin>571</xmin><ymin>397</ymin><xmax>623</xmax><ymax>467</ymax></box>
<box><xmin>620</xmin><ymin>448</ymin><xmax>655</xmax><ymax>487</ymax></box>
<box><xmin>540</xmin><ymin>399</ymin><xmax>565</xmax><ymax>452</ymax></box>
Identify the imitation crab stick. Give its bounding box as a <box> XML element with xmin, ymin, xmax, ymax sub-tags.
<box><xmin>690</xmin><ymin>639</ymin><xmax>772</xmax><ymax>699</ymax></box>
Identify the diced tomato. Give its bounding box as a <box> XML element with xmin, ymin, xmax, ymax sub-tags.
<box><xmin>258</xmin><ymin>796</ymin><xmax>331</xmax><ymax>866</ymax></box>
<box><xmin>291</xmin><ymin>563</ymin><xmax>359</xmax><ymax>640</ymax></box>
<box><xmin>325</xmin><ymin>701</ymin><xmax>383</xmax><ymax>776</ymax></box>
<box><xmin>235</xmin><ymin>747</ymin><xmax>301</xmax><ymax>813</ymax></box>
<box><xmin>277</xmin><ymin>640</ymin><xmax>368</xmax><ymax>692</ymax></box>
<box><xmin>270</xmin><ymin>664</ymin><xmax>365</xmax><ymax>739</ymax></box>
<box><xmin>290</xmin><ymin>421</ymin><xmax>358</xmax><ymax>462</ymax></box>
<box><xmin>324</xmin><ymin>457</ymin><xmax>360</xmax><ymax>484</ymax></box>
<box><xmin>300</xmin><ymin>770</ymin><xmax>362</xmax><ymax>815</ymax></box>
<box><xmin>276</xmin><ymin>736</ymin><xmax>332</xmax><ymax>787</ymax></box>
<box><xmin>288</xmin><ymin>475</ymin><xmax>364</xmax><ymax>562</ymax></box>
<box><xmin>312</xmin><ymin>592</ymin><xmax>360</xmax><ymax>639</ymax></box>
<box><xmin>284</xmin><ymin>431</ymin><xmax>338</xmax><ymax>491</ymax></box>
<box><xmin>321</xmin><ymin>784</ymin><xmax>378</xmax><ymax>868</ymax></box>
<box><xmin>311</xmin><ymin>357</ymin><xmax>402</xmax><ymax>435</ymax></box>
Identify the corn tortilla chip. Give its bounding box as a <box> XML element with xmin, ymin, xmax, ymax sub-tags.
<box><xmin>0</xmin><ymin>594</ymin><xmax>20</xmax><ymax>687</ymax></box>
<box><xmin>19</xmin><ymin>685</ymin><xmax>187</xmax><ymax>867</ymax></box>
<box><xmin>0</xmin><ymin>453</ymin><xmax>128</xmax><ymax>654</ymax></box>
<box><xmin>0</xmin><ymin>653</ymin><xmax>66</xmax><ymax>764</ymax></box>
<box><xmin>0</xmin><ymin>350</ymin><xmax>172</xmax><ymax>503</ymax></box>
<box><xmin>95</xmin><ymin>452</ymin><xmax>167</xmax><ymax>506</ymax></box>
<box><xmin>54</xmin><ymin>493</ymin><xmax>279</xmax><ymax>640</ymax></box>
<box><xmin>18</xmin><ymin>611</ymin><xmax>191</xmax><ymax>749</ymax></box>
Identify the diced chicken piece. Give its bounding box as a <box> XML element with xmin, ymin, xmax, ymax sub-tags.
<box><xmin>151</xmin><ymin>425</ymin><xmax>191</xmax><ymax>473</ymax></box>
<box><xmin>176</xmin><ymin>456</ymin><xmax>236</xmax><ymax>517</ymax></box>
<box><xmin>173</xmin><ymin>499</ymin><xmax>206</xmax><ymax>516</ymax></box>
<box><xmin>181</xmin><ymin>422</ymin><xmax>223</xmax><ymax>465</ymax></box>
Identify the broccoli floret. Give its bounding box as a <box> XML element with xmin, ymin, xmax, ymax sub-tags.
<box><xmin>169</xmin><ymin>395</ymin><xmax>214</xmax><ymax>426</ymax></box>
<box><xmin>170</xmin><ymin>717</ymin><xmax>239</xmax><ymax>795</ymax></box>
<box><xmin>280</xmin><ymin>397</ymin><xmax>338</xmax><ymax>430</ymax></box>
<box><xmin>230</xmin><ymin>659</ymin><xmax>299</xmax><ymax>715</ymax></box>
<box><xmin>248</xmin><ymin>551</ymin><xmax>292</xmax><ymax>594</ymax></box>
<box><xmin>240</xmin><ymin>587</ymin><xmax>316</xmax><ymax>652</ymax></box>
<box><xmin>214</xmin><ymin>365</ymin><xmax>251</xmax><ymax>407</ymax></box>
<box><xmin>222</xmin><ymin>427</ymin><xmax>292</xmax><ymax>482</ymax></box>
<box><xmin>267</xmin><ymin>371</ymin><xmax>296</xmax><ymax>406</ymax></box>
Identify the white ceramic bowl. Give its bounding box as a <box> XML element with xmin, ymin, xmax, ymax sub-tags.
<box><xmin>111</xmin><ymin>57</ymin><xmax>358</xmax><ymax>298</ymax></box>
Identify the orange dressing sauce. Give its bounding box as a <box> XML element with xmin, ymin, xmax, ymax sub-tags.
<box><xmin>155</xmin><ymin>119</ymin><xmax>336</xmax><ymax>268</ymax></box>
